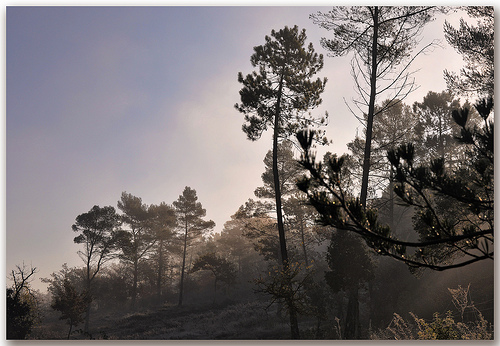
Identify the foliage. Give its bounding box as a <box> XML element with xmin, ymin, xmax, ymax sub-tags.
<box><xmin>191</xmin><ymin>253</ymin><xmax>237</xmax><ymax>303</ymax></box>
<box><xmin>412</xmin><ymin>90</ymin><xmax>462</xmax><ymax>162</ymax></box>
<box><xmin>296</xmin><ymin>97</ymin><xmax>493</xmax><ymax>270</ymax></box>
<box><xmin>235</xmin><ymin>25</ymin><xmax>328</xmax><ymax>144</ymax></box>
<box><xmin>372</xmin><ymin>309</ymin><xmax>492</xmax><ymax>340</ymax></box>
<box><xmin>254</xmin><ymin>140</ymin><xmax>305</xmax><ymax>200</ymax></box>
<box><xmin>254</xmin><ymin>261</ymin><xmax>313</xmax><ymax>318</ymax></box>
<box><xmin>6</xmin><ymin>264</ymin><xmax>39</xmax><ymax>339</ymax></box>
<box><xmin>50</xmin><ymin>278</ymin><xmax>90</xmax><ymax>339</ymax></box>
<box><xmin>443</xmin><ymin>6</ymin><xmax>494</xmax><ymax>98</ymax></box>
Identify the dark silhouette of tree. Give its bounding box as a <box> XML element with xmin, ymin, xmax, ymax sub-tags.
<box><xmin>148</xmin><ymin>202</ymin><xmax>177</xmax><ymax>300</ymax></box>
<box><xmin>190</xmin><ymin>253</ymin><xmax>237</xmax><ymax>304</ymax></box>
<box><xmin>297</xmin><ymin>97</ymin><xmax>493</xmax><ymax>271</ymax></box>
<box><xmin>6</xmin><ymin>264</ymin><xmax>38</xmax><ymax>339</ymax></box>
<box><xmin>443</xmin><ymin>6</ymin><xmax>494</xmax><ymax>98</ymax></box>
<box><xmin>116</xmin><ymin>192</ymin><xmax>156</xmax><ymax>309</ymax></box>
<box><xmin>236</xmin><ymin>25</ymin><xmax>327</xmax><ymax>339</ymax></box>
<box><xmin>324</xmin><ymin>231</ymin><xmax>375</xmax><ymax>339</ymax></box>
<box><xmin>173</xmin><ymin>186</ymin><xmax>215</xmax><ymax>306</ymax></box>
<box><xmin>72</xmin><ymin>205</ymin><xmax>120</xmax><ymax>332</ymax></box>
<box><xmin>50</xmin><ymin>278</ymin><xmax>90</xmax><ymax>339</ymax></box>
<box><xmin>311</xmin><ymin>6</ymin><xmax>438</xmax><ymax>208</ymax></box>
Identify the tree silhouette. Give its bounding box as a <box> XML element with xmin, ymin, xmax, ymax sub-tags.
<box><xmin>443</xmin><ymin>6</ymin><xmax>494</xmax><ymax>98</ymax></box>
<box><xmin>148</xmin><ymin>202</ymin><xmax>177</xmax><ymax>300</ymax></box>
<box><xmin>116</xmin><ymin>192</ymin><xmax>155</xmax><ymax>309</ymax></box>
<box><xmin>50</xmin><ymin>278</ymin><xmax>89</xmax><ymax>339</ymax></box>
<box><xmin>236</xmin><ymin>25</ymin><xmax>327</xmax><ymax>339</ymax></box>
<box><xmin>72</xmin><ymin>205</ymin><xmax>120</xmax><ymax>332</ymax></box>
<box><xmin>190</xmin><ymin>253</ymin><xmax>237</xmax><ymax>304</ymax></box>
<box><xmin>311</xmin><ymin>6</ymin><xmax>438</xmax><ymax>207</ymax></box>
<box><xmin>173</xmin><ymin>186</ymin><xmax>215</xmax><ymax>306</ymax></box>
<box><xmin>6</xmin><ymin>264</ymin><xmax>38</xmax><ymax>339</ymax></box>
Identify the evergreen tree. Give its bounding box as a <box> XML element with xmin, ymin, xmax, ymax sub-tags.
<box><xmin>173</xmin><ymin>186</ymin><xmax>215</xmax><ymax>306</ymax></box>
<box><xmin>148</xmin><ymin>202</ymin><xmax>177</xmax><ymax>300</ymax></box>
<box><xmin>443</xmin><ymin>6</ymin><xmax>494</xmax><ymax>98</ymax></box>
<box><xmin>72</xmin><ymin>205</ymin><xmax>120</xmax><ymax>332</ymax></box>
<box><xmin>325</xmin><ymin>231</ymin><xmax>375</xmax><ymax>339</ymax></box>
<box><xmin>190</xmin><ymin>253</ymin><xmax>237</xmax><ymax>304</ymax></box>
<box><xmin>235</xmin><ymin>25</ymin><xmax>327</xmax><ymax>339</ymax></box>
<box><xmin>116</xmin><ymin>192</ymin><xmax>156</xmax><ymax>309</ymax></box>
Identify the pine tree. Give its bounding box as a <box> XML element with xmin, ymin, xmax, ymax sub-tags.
<box><xmin>236</xmin><ymin>25</ymin><xmax>327</xmax><ymax>339</ymax></box>
<box><xmin>173</xmin><ymin>186</ymin><xmax>215</xmax><ymax>306</ymax></box>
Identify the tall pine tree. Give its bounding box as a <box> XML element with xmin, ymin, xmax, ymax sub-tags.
<box><xmin>236</xmin><ymin>25</ymin><xmax>327</xmax><ymax>339</ymax></box>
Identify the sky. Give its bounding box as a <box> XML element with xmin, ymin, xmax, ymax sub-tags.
<box><xmin>5</xmin><ymin>5</ymin><xmax>470</xmax><ymax>291</ymax></box>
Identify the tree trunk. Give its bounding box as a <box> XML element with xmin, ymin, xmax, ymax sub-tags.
<box><xmin>360</xmin><ymin>6</ymin><xmax>379</xmax><ymax>207</ymax></box>
<box><xmin>178</xmin><ymin>220</ymin><xmax>189</xmax><ymax>306</ymax></box>
<box><xmin>157</xmin><ymin>239</ymin><xmax>164</xmax><ymax>300</ymax></box>
<box><xmin>84</xmin><ymin>261</ymin><xmax>91</xmax><ymax>333</ymax></box>
<box><xmin>299</xmin><ymin>217</ymin><xmax>309</xmax><ymax>267</ymax></box>
<box><xmin>213</xmin><ymin>277</ymin><xmax>217</xmax><ymax>305</ymax></box>
<box><xmin>273</xmin><ymin>70</ymin><xmax>300</xmax><ymax>340</ymax></box>
<box><xmin>67</xmin><ymin>323</ymin><xmax>73</xmax><ymax>340</ymax></box>
<box><xmin>343</xmin><ymin>285</ymin><xmax>360</xmax><ymax>339</ymax></box>
<box><xmin>132</xmin><ymin>259</ymin><xmax>138</xmax><ymax>310</ymax></box>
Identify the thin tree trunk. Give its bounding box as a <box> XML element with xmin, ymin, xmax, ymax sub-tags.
<box><xmin>132</xmin><ymin>259</ymin><xmax>138</xmax><ymax>310</ymax></box>
<box><xmin>157</xmin><ymin>239</ymin><xmax>164</xmax><ymax>300</ymax></box>
<box><xmin>178</xmin><ymin>220</ymin><xmax>189</xmax><ymax>306</ymax></box>
<box><xmin>360</xmin><ymin>6</ymin><xmax>379</xmax><ymax>207</ymax></box>
<box><xmin>84</xmin><ymin>261</ymin><xmax>91</xmax><ymax>333</ymax></box>
<box><xmin>67</xmin><ymin>324</ymin><xmax>73</xmax><ymax>340</ymax></box>
<box><xmin>299</xmin><ymin>217</ymin><xmax>309</xmax><ymax>267</ymax></box>
<box><xmin>273</xmin><ymin>70</ymin><xmax>300</xmax><ymax>340</ymax></box>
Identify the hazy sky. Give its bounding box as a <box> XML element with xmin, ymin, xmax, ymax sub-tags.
<box><xmin>6</xmin><ymin>5</ymin><xmax>467</xmax><ymax>291</ymax></box>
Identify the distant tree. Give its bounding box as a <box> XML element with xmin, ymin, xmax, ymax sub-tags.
<box><xmin>347</xmin><ymin>99</ymin><xmax>419</xmax><ymax>203</ymax></box>
<box><xmin>116</xmin><ymin>192</ymin><xmax>156</xmax><ymax>309</ymax></box>
<box><xmin>297</xmin><ymin>96</ymin><xmax>493</xmax><ymax>271</ymax></box>
<box><xmin>148</xmin><ymin>202</ymin><xmax>177</xmax><ymax>300</ymax></box>
<box><xmin>72</xmin><ymin>205</ymin><xmax>120</xmax><ymax>332</ymax></box>
<box><xmin>443</xmin><ymin>6</ymin><xmax>494</xmax><ymax>98</ymax></box>
<box><xmin>173</xmin><ymin>186</ymin><xmax>215</xmax><ymax>306</ymax></box>
<box><xmin>254</xmin><ymin>142</ymin><xmax>321</xmax><ymax>266</ymax></box>
<box><xmin>311</xmin><ymin>6</ymin><xmax>438</xmax><ymax>208</ymax></box>
<box><xmin>50</xmin><ymin>278</ymin><xmax>90</xmax><ymax>339</ymax></box>
<box><xmin>254</xmin><ymin>140</ymin><xmax>304</xmax><ymax>201</ymax></box>
<box><xmin>236</xmin><ymin>25</ymin><xmax>327</xmax><ymax>339</ymax></box>
<box><xmin>412</xmin><ymin>91</ymin><xmax>462</xmax><ymax>163</ymax></box>
<box><xmin>217</xmin><ymin>208</ymin><xmax>262</xmax><ymax>274</ymax></box>
<box><xmin>190</xmin><ymin>253</ymin><xmax>237</xmax><ymax>304</ymax></box>
<box><xmin>6</xmin><ymin>264</ymin><xmax>39</xmax><ymax>339</ymax></box>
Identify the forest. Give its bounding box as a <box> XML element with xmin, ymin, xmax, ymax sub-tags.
<box><xmin>6</xmin><ymin>6</ymin><xmax>494</xmax><ymax>340</ymax></box>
